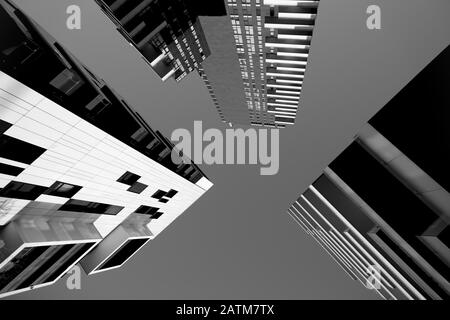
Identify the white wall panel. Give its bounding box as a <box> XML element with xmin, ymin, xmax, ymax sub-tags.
<box><xmin>4</xmin><ymin>125</ymin><xmax>54</xmax><ymax>149</ymax></box>
<box><xmin>14</xmin><ymin>172</ymin><xmax>54</xmax><ymax>187</ymax></box>
<box><xmin>0</xmin><ymin>70</ymin><xmax>211</xmax><ymax>242</ymax></box>
<box><xmin>31</xmin><ymin>158</ymin><xmax>71</xmax><ymax>174</ymax></box>
<box><xmin>26</xmin><ymin>107</ymin><xmax>73</xmax><ymax>133</ymax></box>
<box><xmin>0</xmin><ymin>73</ymin><xmax>43</xmax><ymax>107</ymax></box>
<box><xmin>0</xmin><ymin>157</ymin><xmax>28</xmax><ymax>169</ymax></box>
<box><xmin>35</xmin><ymin>98</ymin><xmax>80</xmax><ymax>126</ymax></box>
<box><xmin>0</xmin><ymin>103</ymin><xmax>24</xmax><ymax>124</ymax></box>
<box><xmin>14</xmin><ymin>116</ymin><xmax>65</xmax><ymax>142</ymax></box>
<box><xmin>35</xmin><ymin>194</ymin><xmax>68</xmax><ymax>204</ymax></box>
<box><xmin>48</xmin><ymin>143</ymin><xmax>87</xmax><ymax>161</ymax></box>
<box><xmin>0</xmin><ymin>96</ymin><xmax>29</xmax><ymax>114</ymax></box>
<box><xmin>23</xmin><ymin>166</ymin><xmax>63</xmax><ymax>181</ymax></box>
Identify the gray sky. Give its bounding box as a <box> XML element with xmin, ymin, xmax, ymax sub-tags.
<box><xmin>7</xmin><ymin>0</ymin><xmax>450</xmax><ymax>299</ymax></box>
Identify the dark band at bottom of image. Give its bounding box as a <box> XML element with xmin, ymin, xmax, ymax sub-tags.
<box><xmin>1</xmin><ymin>299</ymin><xmax>444</xmax><ymax>318</ymax></box>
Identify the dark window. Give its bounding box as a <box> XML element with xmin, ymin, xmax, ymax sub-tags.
<box><xmin>0</xmin><ymin>119</ymin><xmax>12</xmax><ymax>134</ymax></box>
<box><xmin>117</xmin><ymin>171</ymin><xmax>140</xmax><ymax>185</ymax></box>
<box><xmin>0</xmin><ymin>162</ymin><xmax>24</xmax><ymax>176</ymax></box>
<box><xmin>44</xmin><ymin>181</ymin><xmax>82</xmax><ymax>198</ymax></box>
<box><xmin>44</xmin><ymin>242</ymin><xmax>95</xmax><ymax>282</ymax></box>
<box><xmin>49</xmin><ymin>68</ymin><xmax>83</xmax><ymax>96</ymax></box>
<box><xmin>150</xmin><ymin>211</ymin><xmax>164</xmax><ymax>219</ymax></box>
<box><xmin>16</xmin><ymin>244</ymin><xmax>75</xmax><ymax>289</ymax></box>
<box><xmin>96</xmin><ymin>238</ymin><xmax>148</xmax><ymax>271</ymax></box>
<box><xmin>85</xmin><ymin>94</ymin><xmax>110</xmax><ymax>114</ymax></box>
<box><xmin>151</xmin><ymin>190</ymin><xmax>166</xmax><ymax>199</ymax></box>
<box><xmin>0</xmin><ymin>135</ymin><xmax>45</xmax><ymax>164</ymax></box>
<box><xmin>59</xmin><ymin>199</ymin><xmax>123</xmax><ymax>215</ymax></box>
<box><xmin>1</xmin><ymin>40</ymin><xmax>40</xmax><ymax>69</ymax></box>
<box><xmin>131</xmin><ymin>127</ymin><xmax>148</xmax><ymax>143</ymax></box>
<box><xmin>0</xmin><ymin>181</ymin><xmax>46</xmax><ymax>200</ymax></box>
<box><xmin>146</xmin><ymin>138</ymin><xmax>159</xmax><ymax>151</ymax></box>
<box><xmin>127</xmin><ymin>182</ymin><xmax>147</xmax><ymax>194</ymax></box>
<box><xmin>165</xmin><ymin>189</ymin><xmax>178</xmax><ymax>198</ymax></box>
<box><xmin>274</xmin><ymin>116</ymin><xmax>294</xmax><ymax>124</ymax></box>
<box><xmin>0</xmin><ymin>246</ymin><xmax>49</xmax><ymax>291</ymax></box>
<box><xmin>134</xmin><ymin>205</ymin><xmax>163</xmax><ymax>218</ymax></box>
<box><xmin>158</xmin><ymin>198</ymin><xmax>168</xmax><ymax>203</ymax></box>
<box><xmin>135</xmin><ymin>205</ymin><xmax>159</xmax><ymax>215</ymax></box>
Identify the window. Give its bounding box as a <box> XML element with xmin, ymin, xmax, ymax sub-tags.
<box><xmin>0</xmin><ymin>119</ymin><xmax>12</xmax><ymax>134</ymax></box>
<box><xmin>131</xmin><ymin>127</ymin><xmax>148</xmax><ymax>143</ymax></box>
<box><xmin>44</xmin><ymin>181</ymin><xmax>82</xmax><ymax>198</ymax></box>
<box><xmin>0</xmin><ymin>135</ymin><xmax>46</xmax><ymax>164</ymax></box>
<box><xmin>150</xmin><ymin>211</ymin><xmax>164</xmax><ymax>219</ymax></box>
<box><xmin>151</xmin><ymin>190</ymin><xmax>166</xmax><ymax>199</ymax></box>
<box><xmin>135</xmin><ymin>206</ymin><xmax>163</xmax><ymax>219</ymax></box>
<box><xmin>59</xmin><ymin>199</ymin><xmax>123</xmax><ymax>215</ymax></box>
<box><xmin>85</xmin><ymin>94</ymin><xmax>110</xmax><ymax>114</ymax></box>
<box><xmin>135</xmin><ymin>205</ymin><xmax>159</xmax><ymax>215</ymax></box>
<box><xmin>165</xmin><ymin>189</ymin><xmax>178</xmax><ymax>198</ymax></box>
<box><xmin>127</xmin><ymin>182</ymin><xmax>147</xmax><ymax>194</ymax></box>
<box><xmin>49</xmin><ymin>69</ymin><xmax>83</xmax><ymax>96</ymax></box>
<box><xmin>96</xmin><ymin>238</ymin><xmax>148</xmax><ymax>271</ymax></box>
<box><xmin>0</xmin><ymin>246</ymin><xmax>50</xmax><ymax>291</ymax></box>
<box><xmin>0</xmin><ymin>163</ymin><xmax>24</xmax><ymax>176</ymax></box>
<box><xmin>118</xmin><ymin>172</ymin><xmax>148</xmax><ymax>193</ymax></box>
<box><xmin>117</xmin><ymin>171</ymin><xmax>140</xmax><ymax>185</ymax></box>
<box><xmin>16</xmin><ymin>244</ymin><xmax>75</xmax><ymax>289</ymax></box>
<box><xmin>43</xmin><ymin>242</ymin><xmax>95</xmax><ymax>283</ymax></box>
<box><xmin>0</xmin><ymin>181</ymin><xmax>47</xmax><ymax>200</ymax></box>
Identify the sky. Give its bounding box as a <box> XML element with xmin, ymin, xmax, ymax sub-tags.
<box><xmin>6</xmin><ymin>0</ymin><xmax>450</xmax><ymax>299</ymax></box>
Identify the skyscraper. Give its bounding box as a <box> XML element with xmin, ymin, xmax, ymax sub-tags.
<box><xmin>93</xmin><ymin>0</ymin><xmax>319</xmax><ymax>128</ymax></box>
<box><xmin>199</xmin><ymin>0</ymin><xmax>319</xmax><ymax>128</ymax></box>
<box><xmin>288</xmin><ymin>44</ymin><xmax>450</xmax><ymax>300</ymax></box>
<box><xmin>227</xmin><ymin>0</ymin><xmax>318</xmax><ymax>127</ymax></box>
<box><xmin>93</xmin><ymin>0</ymin><xmax>227</xmax><ymax>82</ymax></box>
<box><xmin>0</xmin><ymin>0</ymin><xmax>212</xmax><ymax>298</ymax></box>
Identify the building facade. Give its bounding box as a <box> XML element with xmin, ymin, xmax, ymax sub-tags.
<box><xmin>0</xmin><ymin>0</ymin><xmax>212</xmax><ymax>298</ymax></box>
<box><xmin>93</xmin><ymin>0</ymin><xmax>220</xmax><ymax>82</ymax></box>
<box><xmin>227</xmin><ymin>0</ymin><xmax>319</xmax><ymax>127</ymax></box>
<box><xmin>93</xmin><ymin>0</ymin><xmax>319</xmax><ymax>128</ymax></box>
<box><xmin>288</xmin><ymin>44</ymin><xmax>450</xmax><ymax>300</ymax></box>
<box><xmin>199</xmin><ymin>0</ymin><xmax>319</xmax><ymax>128</ymax></box>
